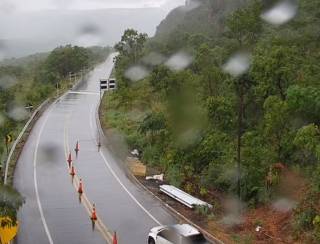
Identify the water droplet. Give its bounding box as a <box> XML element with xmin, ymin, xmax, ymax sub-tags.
<box><xmin>124</xmin><ymin>65</ymin><xmax>150</xmax><ymax>82</ymax></box>
<box><xmin>142</xmin><ymin>52</ymin><xmax>166</xmax><ymax>66</ymax></box>
<box><xmin>165</xmin><ymin>51</ymin><xmax>193</xmax><ymax>71</ymax></box>
<box><xmin>223</xmin><ymin>52</ymin><xmax>252</xmax><ymax>77</ymax></box>
<box><xmin>272</xmin><ymin>198</ymin><xmax>296</xmax><ymax>212</ymax></box>
<box><xmin>0</xmin><ymin>75</ymin><xmax>17</xmax><ymax>89</ymax></box>
<box><xmin>39</xmin><ymin>143</ymin><xmax>60</xmax><ymax>164</ymax></box>
<box><xmin>75</xmin><ymin>24</ymin><xmax>102</xmax><ymax>47</ymax></box>
<box><xmin>220</xmin><ymin>196</ymin><xmax>245</xmax><ymax>227</ymax></box>
<box><xmin>7</xmin><ymin>106</ymin><xmax>29</xmax><ymax>121</ymax></box>
<box><xmin>261</xmin><ymin>1</ymin><xmax>298</xmax><ymax>26</ymax></box>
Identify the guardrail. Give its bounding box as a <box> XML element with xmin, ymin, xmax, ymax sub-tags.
<box><xmin>160</xmin><ymin>185</ymin><xmax>212</xmax><ymax>209</ymax></box>
<box><xmin>3</xmin><ymin>99</ymin><xmax>50</xmax><ymax>185</ymax></box>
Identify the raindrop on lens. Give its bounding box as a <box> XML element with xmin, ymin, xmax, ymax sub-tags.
<box><xmin>165</xmin><ymin>51</ymin><xmax>193</xmax><ymax>71</ymax></box>
<box><xmin>142</xmin><ymin>52</ymin><xmax>166</xmax><ymax>66</ymax></box>
<box><xmin>75</xmin><ymin>24</ymin><xmax>102</xmax><ymax>47</ymax></box>
<box><xmin>0</xmin><ymin>75</ymin><xmax>18</xmax><ymax>89</ymax></box>
<box><xmin>261</xmin><ymin>0</ymin><xmax>298</xmax><ymax>26</ymax></box>
<box><xmin>124</xmin><ymin>65</ymin><xmax>150</xmax><ymax>81</ymax></box>
<box><xmin>223</xmin><ymin>52</ymin><xmax>252</xmax><ymax>77</ymax></box>
<box><xmin>7</xmin><ymin>106</ymin><xmax>29</xmax><ymax>121</ymax></box>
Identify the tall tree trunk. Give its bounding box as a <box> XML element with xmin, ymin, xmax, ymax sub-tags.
<box><xmin>237</xmin><ymin>80</ymin><xmax>244</xmax><ymax>199</ymax></box>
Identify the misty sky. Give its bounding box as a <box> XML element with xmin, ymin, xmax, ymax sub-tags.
<box><xmin>0</xmin><ymin>0</ymin><xmax>186</xmax><ymax>58</ymax></box>
<box><xmin>0</xmin><ymin>0</ymin><xmax>185</xmax><ymax>12</ymax></box>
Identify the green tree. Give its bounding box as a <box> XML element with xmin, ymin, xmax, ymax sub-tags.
<box><xmin>115</xmin><ymin>29</ymin><xmax>148</xmax><ymax>63</ymax></box>
<box><xmin>263</xmin><ymin>96</ymin><xmax>291</xmax><ymax>162</ymax></box>
<box><xmin>251</xmin><ymin>44</ymin><xmax>298</xmax><ymax>101</ymax></box>
<box><xmin>0</xmin><ymin>185</ymin><xmax>24</xmax><ymax>226</ymax></box>
<box><xmin>294</xmin><ymin>124</ymin><xmax>320</xmax><ymax>162</ymax></box>
<box><xmin>226</xmin><ymin>0</ymin><xmax>262</xmax><ymax>45</ymax></box>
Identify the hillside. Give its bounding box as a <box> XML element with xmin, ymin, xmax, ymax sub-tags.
<box><xmin>154</xmin><ymin>0</ymin><xmax>248</xmax><ymax>41</ymax></box>
<box><xmin>103</xmin><ymin>0</ymin><xmax>320</xmax><ymax>242</ymax></box>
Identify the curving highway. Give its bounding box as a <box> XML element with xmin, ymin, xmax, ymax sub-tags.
<box><xmin>14</xmin><ymin>54</ymin><xmax>177</xmax><ymax>244</ymax></box>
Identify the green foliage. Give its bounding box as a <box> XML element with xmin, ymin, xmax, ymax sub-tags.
<box><xmin>106</xmin><ymin>1</ymin><xmax>320</xmax><ymax>230</ymax></box>
<box><xmin>149</xmin><ymin>65</ymin><xmax>172</xmax><ymax>93</ymax></box>
<box><xmin>195</xmin><ymin>205</ymin><xmax>211</xmax><ymax>217</ymax></box>
<box><xmin>207</xmin><ymin>96</ymin><xmax>235</xmax><ymax>131</ymax></box>
<box><xmin>115</xmin><ymin>29</ymin><xmax>147</xmax><ymax>58</ymax></box>
<box><xmin>294</xmin><ymin>124</ymin><xmax>320</xmax><ymax>162</ymax></box>
<box><xmin>226</xmin><ymin>0</ymin><xmax>262</xmax><ymax>45</ymax></box>
<box><xmin>251</xmin><ymin>44</ymin><xmax>298</xmax><ymax>100</ymax></box>
<box><xmin>0</xmin><ymin>184</ymin><xmax>24</xmax><ymax>226</ymax></box>
<box><xmin>35</xmin><ymin>45</ymin><xmax>92</xmax><ymax>84</ymax></box>
<box><xmin>293</xmin><ymin>188</ymin><xmax>320</xmax><ymax>242</ymax></box>
<box><xmin>287</xmin><ymin>85</ymin><xmax>320</xmax><ymax>122</ymax></box>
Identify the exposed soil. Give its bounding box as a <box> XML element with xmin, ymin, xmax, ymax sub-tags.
<box><xmin>136</xmin><ymin>168</ymin><xmax>308</xmax><ymax>244</ymax></box>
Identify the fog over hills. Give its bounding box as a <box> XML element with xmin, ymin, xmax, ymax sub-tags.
<box><xmin>0</xmin><ymin>7</ymin><xmax>176</xmax><ymax>58</ymax></box>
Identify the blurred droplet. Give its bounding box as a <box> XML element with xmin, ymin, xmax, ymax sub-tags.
<box><xmin>165</xmin><ymin>51</ymin><xmax>193</xmax><ymax>71</ymax></box>
<box><xmin>0</xmin><ymin>75</ymin><xmax>17</xmax><ymax>89</ymax></box>
<box><xmin>7</xmin><ymin>106</ymin><xmax>29</xmax><ymax>121</ymax></box>
<box><xmin>176</xmin><ymin>129</ymin><xmax>201</xmax><ymax>148</ymax></box>
<box><xmin>39</xmin><ymin>143</ymin><xmax>60</xmax><ymax>164</ymax></box>
<box><xmin>142</xmin><ymin>52</ymin><xmax>166</xmax><ymax>66</ymax></box>
<box><xmin>220</xmin><ymin>196</ymin><xmax>245</xmax><ymax>227</ymax></box>
<box><xmin>223</xmin><ymin>52</ymin><xmax>252</xmax><ymax>77</ymax></box>
<box><xmin>272</xmin><ymin>198</ymin><xmax>296</xmax><ymax>212</ymax></box>
<box><xmin>124</xmin><ymin>65</ymin><xmax>150</xmax><ymax>81</ymax></box>
<box><xmin>261</xmin><ymin>1</ymin><xmax>298</xmax><ymax>26</ymax></box>
<box><xmin>75</xmin><ymin>24</ymin><xmax>102</xmax><ymax>47</ymax></box>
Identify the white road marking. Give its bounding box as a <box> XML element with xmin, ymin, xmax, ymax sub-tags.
<box><xmin>68</xmin><ymin>91</ymin><xmax>100</xmax><ymax>95</ymax></box>
<box><xmin>34</xmin><ymin>107</ymin><xmax>55</xmax><ymax>244</ymax></box>
<box><xmin>99</xmin><ymin>150</ymin><xmax>161</xmax><ymax>225</ymax></box>
<box><xmin>89</xmin><ymin>102</ymin><xmax>162</xmax><ymax>225</ymax></box>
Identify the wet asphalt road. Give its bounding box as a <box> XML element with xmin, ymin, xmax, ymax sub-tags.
<box><xmin>14</xmin><ymin>54</ymin><xmax>177</xmax><ymax>244</ymax></box>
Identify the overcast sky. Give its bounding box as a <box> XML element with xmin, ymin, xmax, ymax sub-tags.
<box><xmin>0</xmin><ymin>0</ymin><xmax>185</xmax><ymax>12</ymax></box>
<box><xmin>0</xmin><ymin>0</ymin><xmax>186</xmax><ymax>58</ymax></box>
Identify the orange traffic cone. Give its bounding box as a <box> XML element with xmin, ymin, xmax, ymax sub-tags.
<box><xmin>78</xmin><ymin>179</ymin><xmax>83</xmax><ymax>194</ymax></box>
<box><xmin>75</xmin><ymin>141</ymin><xmax>79</xmax><ymax>157</ymax></box>
<box><xmin>67</xmin><ymin>152</ymin><xmax>72</xmax><ymax>167</ymax></box>
<box><xmin>112</xmin><ymin>231</ymin><xmax>118</xmax><ymax>244</ymax></box>
<box><xmin>70</xmin><ymin>164</ymin><xmax>75</xmax><ymax>176</ymax></box>
<box><xmin>91</xmin><ymin>203</ymin><xmax>97</xmax><ymax>221</ymax></box>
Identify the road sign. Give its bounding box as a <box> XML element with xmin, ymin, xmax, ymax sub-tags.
<box><xmin>5</xmin><ymin>134</ymin><xmax>12</xmax><ymax>155</ymax></box>
<box><xmin>0</xmin><ymin>217</ymin><xmax>18</xmax><ymax>244</ymax></box>
<box><xmin>5</xmin><ymin>135</ymin><xmax>12</xmax><ymax>144</ymax></box>
<box><xmin>100</xmin><ymin>79</ymin><xmax>108</xmax><ymax>90</ymax></box>
<box><xmin>108</xmin><ymin>79</ymin><xmax>116</xmax><ymax>90</ymax></box>
<box><xmin>100</xmin><ymin>79</ymin><xmax>117</xmax><ymax>91</ymax></box>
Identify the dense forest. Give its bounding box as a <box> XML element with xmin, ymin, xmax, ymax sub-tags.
<box><xmin>0</xmin><ymin>45</ymin><xmax>111</xmax><ymax>226</ymax></box>
<box><xmin>103</xmin><ymin>0</ymin><xmax>320</xmax><ymax>242</ymax></box>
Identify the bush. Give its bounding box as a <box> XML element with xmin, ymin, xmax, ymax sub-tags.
<box><xmin>293</xmin><ymin>189</ymin><xmax>320</xmax><ymax>242</ymax></box>
<box><xmin>195</xmin><ymin>205</ymin><xmax>211</xmax><ymax>217</ymax></box>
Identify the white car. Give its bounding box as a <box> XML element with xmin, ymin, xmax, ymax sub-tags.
<box><xmin>147</xmin><ymin>224</ymin><xmax>211</xmax><ymax>244</ymax></box>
